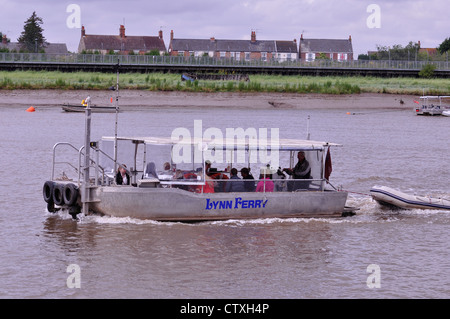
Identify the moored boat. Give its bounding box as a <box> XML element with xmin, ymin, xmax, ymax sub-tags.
<box><xmin>414</xmin><ymin>95</ymin><xmax>450</xmax><ymax>116</ymax></box>
<box><xmin>62</xmin><ymin>103</ymin><xmax>118</xmax><ymax>113</ymax></box>
<box><xmin>370</xmin><ymin>186</ymin><xmax>450</xmax><ymax>210</ymax></box>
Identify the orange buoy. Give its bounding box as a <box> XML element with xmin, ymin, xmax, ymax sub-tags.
<box><xmin>26</xmin><ymin>106</ymin><xmax>35</xmax><ymax>112</ymax></box>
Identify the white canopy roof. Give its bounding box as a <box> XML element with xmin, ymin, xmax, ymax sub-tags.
<box><xmin>102</xmin><ymin>136</ymin><xmax>342</xmax><ymax>151</ymax></box>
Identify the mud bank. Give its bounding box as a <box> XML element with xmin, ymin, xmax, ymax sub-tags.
<box><xmin>0</xmin><ymin>89</ymin><xmax>414</xmax><ymax>110</ymax></box>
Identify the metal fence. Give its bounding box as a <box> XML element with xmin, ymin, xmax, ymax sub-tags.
<box><xmin>1</xmin><ymin>52</ymin><xmax>449</xmax><ymax>70</ymax></box>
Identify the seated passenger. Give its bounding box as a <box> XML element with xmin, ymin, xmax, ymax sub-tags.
<box><xmin>240</xmin><ymin>167</ymin><xmax>256</xmax><ymax>192</ymax></box>
<box><xmin>116</xmin><ymin>164</ymin><xmax>130</xmax><ymax>185</ymax></box>
<box><xmin>255</xmin><ymin>167</ymin><xmax>274</xmax><ymax>192</ymax></box>
<box><xmin>197</xmin><ymin>173</ymin><xmax>215</xmax><ymax>193</ymax></box>
<box><xmin>225</xmin><ymin>168</ymin><xmax>245</xmax><ymax>193</ymax></box>
<box><xmin>144</xmin><ymin>162</ymin><xmax>158</xmax><ymax>179</ymax></box>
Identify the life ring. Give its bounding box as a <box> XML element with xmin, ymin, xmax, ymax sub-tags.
<box><xmin>53</xmin><ymin>183</ymin><xmax>65</xmax><ymax>206</ymax></box>
<box><xmin>63</xmin><ymin>183</ymin><xmax>79</xmax><ymax>206</ymax></box>
<box><xmin>43</xmin><ymin>181</ymin><xmax>54</xmax><ymax>203</ymax></box>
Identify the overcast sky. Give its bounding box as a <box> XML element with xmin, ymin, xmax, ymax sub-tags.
<box><xmin>1</xmin><ymin>0</ymin><xmax>448</xmax><ymax>56</ymax></box>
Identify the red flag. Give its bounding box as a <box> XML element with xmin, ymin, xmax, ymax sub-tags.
<box><xmin>414</xmin><ymin>100</ymin><xmax>419</xmax><ymax>104</ymax></box>
<box><xmin>325</xmin><ymin>148</ymin><xmax>332</xmax><ymax>181</ymax></box>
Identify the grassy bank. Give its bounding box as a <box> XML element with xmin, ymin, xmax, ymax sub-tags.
<box><xmin>0</xmin><ymin>70</ymin><xmax>448</xmax><ymax>95</ymax></box>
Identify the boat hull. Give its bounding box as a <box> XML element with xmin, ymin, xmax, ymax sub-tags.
<box><xmin>62</xmin><ymin>104</ymin><xmax>118</xmax><ymax>113</ymax></box>
<box><xmin>370</xmin><ymin>186</ymin><xmax>450</xmax><ymax>210</ymax></box>
<box><xmin>89</xmin><ymin>186</ymin><xmax>349</xmax><ymax>221</ymax></box>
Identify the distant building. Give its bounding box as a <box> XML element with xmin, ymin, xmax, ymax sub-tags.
<box><xmin>168</xmin><ymin>30</ymin><xmax>298</xmax><ymax>62</ymax></box>
<box><xmin>418</xmin><ymin>41</ymin><xmax>438</xmax><ymax>56</ymax></box>
<box><xmin>299</xmin><ymin>35</ymin><xmax>353</xmax><ymax>61</ymax></box>
<box><xmin>1</xmin><ymin>34</ymin><xmax>67</xmax><ymax>53</ymax></box>
<box><xmin>77</xmin><ymin>25</ymin><xmax>166</xmax><ymax>55</ymax></box>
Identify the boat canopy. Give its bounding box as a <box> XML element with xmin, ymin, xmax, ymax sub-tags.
<box><xmin>101</xmin><ymin>136</ymin><xmax>342</xmax><ymax>151</ymax></box>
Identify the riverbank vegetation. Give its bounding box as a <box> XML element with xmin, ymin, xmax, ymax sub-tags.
<box><xmin>0</xmin><ymin>70</ymin><xmax>448</xmax><ymax>95</ymax></box>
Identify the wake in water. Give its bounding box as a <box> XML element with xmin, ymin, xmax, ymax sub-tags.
<box><xmin>45</xmin><ymin>192</ymin><xmax>448</xmax><ymax>227</ymax></box>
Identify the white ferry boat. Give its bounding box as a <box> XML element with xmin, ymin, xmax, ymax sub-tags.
<box><xmin>414</xmin><ymin>95</ymin><xmax>450</xmax><ymax>116</ymax></box>
<box><xmin>42</xmin><ymin>109</ymin><xmax>355</xmax><ymax>221</ymax></box>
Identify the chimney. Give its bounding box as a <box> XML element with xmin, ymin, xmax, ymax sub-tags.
<box><xmin>300</xmin><ymin>34</ymin><xmax>303</xmax><ymax>40</ymax></box>
<box><xmin>418</xmin><ymin>40</ymin><xmax>421</xmax><ymax>48</ymax></box>
<box><xmin>81</xmin><ymin>25</ymin><xmax>85</xmax><ymax>37</ymax></box>
<box><xmin>159</xmin><ymin>30</ymin><xmax>163</xmax><ymax>40</ymax></box>
<box><xmin>170</xmin><ymin>30</ymin><xmax>174</xmax><ymax>41</ymax></box>
<box><xmin>119</xmin><ymin>25</ymin><xmax>126</xmax><ymax>38</ymax></box>
<box><xmin>349</xmin><ymin>35</ymin><xmax>352</xmax><ymax>42</ymax></box>
<box><xmin>251</xmin><ymin>31</ymin><xmax>256</xmax><ymax>43</ymax></box>
<box><xmin>2</xmin><ymin>34</ymin><xmax>7</xmax><ymax>44</ymax></box>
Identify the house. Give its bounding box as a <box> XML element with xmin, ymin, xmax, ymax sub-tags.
<box><xmin>418</xmin><ymin>41</ymin><xmax>438</xmax><ymax>57</ymax></box>
<box><xmin>1</xmin><ymin>34</ymin><xmax>68</xmax><ymax>53</ymax></box>
<box><xmin>77</xmin><ymin>25</ymin><xmax>166</xmax><ymax>55</ymax></box>
<box><xmin>168</xmin><ymin>30</ymin><xmax>298</xmax><ymax>62</ymax></box>
<box><xmin>299</xmin><ymin>35</ymin><xmax>353</xmax><ymax>61</ymax></box>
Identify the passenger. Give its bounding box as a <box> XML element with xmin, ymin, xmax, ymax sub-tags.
<box><xmin>116</xmin><ymin>164</ymin><xmax>130</xmax><ymax>185</ymax></box>
<box><xmin>225</xmin><ymin>168</ymin><xmax>245</xmax><ymax>193</ymax></box>
<box><xmin>240</xmin><ymin>167</ymin><xmax>256</xmax><ymax>192</ymax></box>
<box><xmin>205</xmin><ymin>160</ymin><xmax>212</xmax><ymax>175</ymax></box>
<box><xmin>144</xmin><ymin>162</ymin><xmax>158</xmax><ymax>179</ymax></box>
<box><xmin>198</xmin><ymin>173</ymin><xmax>215</xmax><ymax>193</ymax></box>
<box><xmin>283</xmin><ymin>151</ymin><xmax>311</xmax><ymax>191</ymax></box>
<box><xmin>256</xmin><ymin>167</ymin><xmax>274</xmax><ymax>192</ymax></box>
<box><xmin>163</xmin><ymin>162</ymin><xmax>171</xmax><ymax>172</ymax></box>
<box><xmin>273</xmin><ymin>167</ymin><xmax>287</xmax><ymax>192</ymax></box>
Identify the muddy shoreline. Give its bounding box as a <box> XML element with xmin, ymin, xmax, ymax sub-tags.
<box><xmin>0</xmin><ymin>89</ymin><xmax>414</xmax><ymax>110</ymax></box>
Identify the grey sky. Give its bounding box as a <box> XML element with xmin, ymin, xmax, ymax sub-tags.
<box><xmin>1</xmin><ymin>0</ymin><xmax>448</xmax><ymax>56</ymax></box>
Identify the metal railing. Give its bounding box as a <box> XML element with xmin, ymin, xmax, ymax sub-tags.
<box><xmin>1</xmin><ymin>52</ymin><xmax>449</xmax><ymax>70</ymax></box>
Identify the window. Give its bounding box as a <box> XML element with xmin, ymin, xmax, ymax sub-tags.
<box><xmin>306</xmin><ymin>53</ymin><xmax>314</xmax><ymax>62</ymax></box>
<box><xmin>261</xmin><ymin>52</ymin><xmax>267</xmax><ymax>61</ymax></box>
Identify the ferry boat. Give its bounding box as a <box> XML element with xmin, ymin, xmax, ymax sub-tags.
<box><xmin>42</xmin><ymin>108</ymin><xmax>354</xmax><ymax>221</ymax></box>
<box><xmin>414</xmin><ymin>96</ymin><xmax>450</xmax><ymax>116</ymax></box>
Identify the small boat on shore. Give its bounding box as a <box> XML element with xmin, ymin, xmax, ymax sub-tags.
<box><xmin>414</xmin><ymin>95</ymin><xmax>450</xmax><ymax>116</ymax></box>
<box><xmin>62</xmin><ymin>103</ymin><xmax>118</xmax><ymax>113</ymax></box>
<box><xmin>370</xmin><ymin>186</ymin><xmax>450</xmax><ymax>211</ymax></box>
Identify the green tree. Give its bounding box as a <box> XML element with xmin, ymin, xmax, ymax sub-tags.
<box><xmin>437</xmin><ymin>37</ymin><xmax>450</xmax><ymax>54</ymax></box>
<box><xmin>17</xmin><ymin>11</ymin><xmax>46</xmax><ymax>52</ymax></box>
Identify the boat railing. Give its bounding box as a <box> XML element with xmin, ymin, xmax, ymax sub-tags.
<box><xmin>150</xmin><ymin>175</ymin><xmax>328</xmax><ymax>193</ymax></box>
<box><xmin>52</xmin><ymin>142</ymin><xmax>105</xmax><ymax>187</ymax></box>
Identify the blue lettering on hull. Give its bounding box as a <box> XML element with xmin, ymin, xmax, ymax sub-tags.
<box><xmin>205</xmin><ymin>197</ymin><xmax>268</xmax><ymax>210</ymax></box>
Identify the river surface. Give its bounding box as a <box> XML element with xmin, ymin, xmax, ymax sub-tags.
<box><xmin>0</xmin><ymin>93</ymin><xmax>449</xmax><ymax>300</ymax></box>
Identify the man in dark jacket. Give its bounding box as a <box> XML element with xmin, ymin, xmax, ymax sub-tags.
<box><xmin>283</xmin><ymin>151</ymin><xmax>311</xmax><ymax>190</ymax></box>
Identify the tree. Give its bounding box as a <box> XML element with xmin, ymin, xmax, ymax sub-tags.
<box><xmin>17</xmin><ymin>11</ymin><xmax>46</xmax><ymax>52</ymax></box>
<box><xmin>437</xmin><ymin>37</ymin><xmax>450</xmax><ymax>54</ymax></box>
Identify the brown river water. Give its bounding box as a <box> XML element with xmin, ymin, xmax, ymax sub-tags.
<box><xmin>0</xmin><ymin>90</ymin><xmax>449</xmax><ymax>302</ymax></box>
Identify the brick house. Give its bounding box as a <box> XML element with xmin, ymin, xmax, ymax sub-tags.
<box><xmin>299</xmin><ymin>34</ymin><xmax>353</xmax><ymax>61</ymax></box>
<box><xmin>77</xmin><ymin>25</ymin><xmax>166</xmax><ymax>55</ymax></box>
<box><xmin>168</xmin><ymin>30</ymin><xmax>298</xmax><ymax>62</ymax></box>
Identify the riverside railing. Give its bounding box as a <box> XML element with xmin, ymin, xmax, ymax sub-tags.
<box><xmin>1</xmin><ymin>52</ymin><xmax>449</xmax><ymax>70</ymax></box>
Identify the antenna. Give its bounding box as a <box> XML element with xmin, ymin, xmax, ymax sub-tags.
<box><xmin>306</xmin><ymin>115</ymin><xmax>311</xmax><ymax>140</ymax></box>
